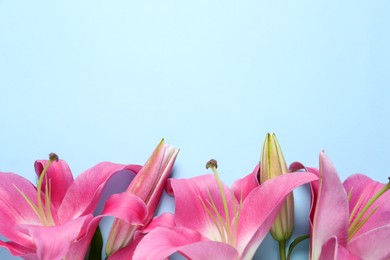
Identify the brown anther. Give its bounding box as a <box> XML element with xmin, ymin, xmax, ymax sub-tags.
<box><xmin>49</xmin><ymin>153</ymin><xmax>59</xmax><ymax>162</ymax></box>
<box><xmin>206</xmin><ymin>159</ymin><xmax>218</xmax><ymax>169</ymax></box>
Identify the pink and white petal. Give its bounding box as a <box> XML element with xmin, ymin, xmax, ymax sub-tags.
<box><xmin>310</xmin><ymin>153</ymin><xmax>349</xmax><ymax>260</ymax></box>
<box><xmin>170</xmin><ymin>174</ymin><xmax>238</xmax><ymax>239</ymax></box>
<box><xmin>232</xmin><ymin>164</ymin><xmax>259</xmax><ymax>202</ymax></box>
<box><xmin>58</xmin><ymin>163</ymin><xmax>141</xmax><ymax>222</ymax></box>
<box><xmin>344</xmin><ymin>174</ymin><xmax>390</xmax><ymax>236</ymax></box>
<box><xmin>348</xmin><ymin>224</ymin><xmax>390</xmax><ymax>260</ymax></box>
<box><xmin>26</xmin><ymin>215</ymin><xmax>93</xmax><ymax>260</ymax></box>
<box><xmin>34</xmin><ymin>159</ymin><xmax>74</xmax><ymax>210</ymax></box>
<box><xmin>319</xmin><ymin>236</ymin><xmax>361</xmax><ymax>260</ymax></box>
<box><xmin>237</xmin><ymin>172</ymin><xmax>318</xmax><ymax>259</ymax></box>
<box><xmin>132</xmin><ymin>227</ymin><xmax>205</xmax><ymax>260</ymax></box>
<box><xmin>0</xmin><ymin>172</ymin><xmax>41</xmax><ymax>245</ymax></box>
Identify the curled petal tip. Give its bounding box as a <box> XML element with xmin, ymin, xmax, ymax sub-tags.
<box><xmin>206</xmin><ymin>159</ymin><xmax>218</xmax><ymax>169</ymax></box>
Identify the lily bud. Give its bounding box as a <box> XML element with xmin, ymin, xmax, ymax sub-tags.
<box><xmin>260</xmin><ymin>133</ymin><xmax>294</xmax><ymax>241</ymax></box>
<box><xmin>106</xmin><ymin>139</ymin><xmax>179</xmax><ymax>256</ymax></box>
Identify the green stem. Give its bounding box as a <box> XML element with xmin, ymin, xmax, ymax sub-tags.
<box><xmin>279</xmin><ymin>240</ymin><xmax>286</xmax><ymax>260</ymax></box>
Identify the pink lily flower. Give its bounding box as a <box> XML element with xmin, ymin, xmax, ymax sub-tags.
<box><xmin>291</xmin><ymin>152</ymin><xmax>390</xmax><ymax>260</ymax></box>
<box><xmin>132</xmin><ymin>159</ymin><xmax>318</xmax><ymax>260</ymax></box>
<box><xmin>106</xmin><ymin>139</ymin><xmax>179</xmax><ymax>257</ymax></box>
<box><xmin>0</xmin><ymin>153</ymin><xmax>148</xmax><ymax>260</ymax></box>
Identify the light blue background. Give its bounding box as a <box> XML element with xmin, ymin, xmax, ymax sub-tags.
<box><xmin>1</xmin><ymin>1</ymin><xmax>389</xmax><ymax>259</ymax></box>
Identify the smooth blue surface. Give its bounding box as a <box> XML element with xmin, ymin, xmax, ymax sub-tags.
<box><xmin>0</xmin><ymin>1</ymin><xmax>389</xmax><ymax>259</ymax></box>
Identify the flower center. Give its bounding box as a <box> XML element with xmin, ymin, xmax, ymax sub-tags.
<box><xmin>15</xmin><ymin>153</ymin><xmax>58</xmax><ymax>226</ymax></box>
<box><xmin>347</xmin><ymin>178</ymin><xmax>390</xmax><ymax>240</ymax></box>
<box><xmin>199</xmin><ymin>159</ymin><xmax>242</xmax><ymax>246</ymax></box>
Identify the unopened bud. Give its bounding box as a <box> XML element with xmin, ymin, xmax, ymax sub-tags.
<box><xmin>260</xmin><ymin>133</ymin><xmax>294</xmax><ymax>241</ymax></box>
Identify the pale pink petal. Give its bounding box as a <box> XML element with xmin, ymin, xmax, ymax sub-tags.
<box><xmin>0</xmin><ymin>172</ymin><xmax>40</xmax><ymax>246</ymax></box>
<box><xmin>348</xmin><ymin>224</ymin><xmax>390</xmax><ymax>260</ymax></box>
<box><xmin>310</xmin><ymin>153</ymin><xmax>349</xmax><ymax>260</ymax></box>
<box><xmin>343</xmin><ymin>174</ymin><xmax>390</xmax><ymax>236</ymax></box>
<box><xmin>319</xmin><ymin>236</ymin><xmax>361</xmax><ymax>260</ymax></box>
<box><xmin>26</xmin><ymin>215</ymin><xmax>92</xmax><ymax>260</ymax></box>
<box><xmin>34</xmin><ymin>159</ymin><xmax>74</xmax><ymax>210</ymax></box>
<box><xmin>58</xmin><ymin>163</ymin><xmax>141</xmax><ymax>222</ymax></box>
<box><xmin>231</xmin><ymin>164</ymin><xmax>259</xmax><ymax>202</ymax></box>
<box><xmin>237</xmin><ymin>172</ymin><xmax>318</xmax><ymax>259</ymax></box>
<box><xmin>132</xmin><ymin>227</ymin><xmax>205</xmax><ymax>260</ymax></box>
<box><xmin>170</xmin><ymin>174</ymin><xmax>238</xmax><ymax>240</ymax></box>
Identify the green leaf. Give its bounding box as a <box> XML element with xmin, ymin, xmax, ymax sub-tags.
<box><xmin>84</xmin><ymin>226</ymin><xmax>103</xmax><ymax>260</ymax></box>
<box><xmin>286</xmin><ymin>234</ymin><xmax>309</xmax><ymax>260</ymax></box>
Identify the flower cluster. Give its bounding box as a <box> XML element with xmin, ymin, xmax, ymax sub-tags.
<box><xmin>0</xmin><ymin>135</ymin><xmax>389</xmax><ymax>260</ymax></box>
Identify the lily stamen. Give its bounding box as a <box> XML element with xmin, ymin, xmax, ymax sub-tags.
<box><xmin>348</xmin><ymin>178</ymin><xmax>390</xmax><ymax>240</ymax></box>
<box><xmin>16</xmin><ymin>153</ymin><xmax>58</xmax><ymax>226</ymax></box>
<box><xmin>202</xmin><ymin>159</ymin><xmax>242</xmax><ymax>247</ymax></box>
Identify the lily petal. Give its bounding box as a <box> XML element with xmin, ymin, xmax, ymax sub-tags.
<box><xmin>289</xmin><ymin>161</ymin><xmax>321</xmax><ymax>230</ymax></box>
<box><xmin>170</xmin><ymin>174</ymin><xmax>237</xmax><ymax>239</ymax></box>
<box><xmin>343</xmin><ymin>174</ymin><xmax>390</xmax><ymax>236</ymax></box>
<box><xmin>0</xmin><ymin>172</ymin><xmax>40</xmax><ymax>245</ymax></box>
<box><xmin>310</xmin><ymin>152</ymin><xmax>349</xmax><ymax>260</ymax></box>
<box><xmin>107</xmin><ymin>211</ymin><xmax>169</xmax><ymax>260</ymax></box>
<box><xmin>134</xmin><ymin>227</ymin><xmax>238</xmax><ymax>259</ymax></box>
<box><xmin>108</xmin><ymin>236</ymin><xmax>143</xmax><ymax>260</ymax></box>
<box><xmin>65</xmin><ymin>192</ymin><xmax>148</xmax><ymax>260</ymax></box>
<box><xmin>348</xmin><ymin>224</ymin><xmax>390</xmax><ymax>260</ymax></box>
<box><xmin>231</xmin><ymin>164</ymin><xmax>259</xmax><ymax>202</ymax></box>
<box><xmin>0</xmin><ymin>240</ymin><xmax>35</xmax><ymax>258</ymax></box>
<box><xmin>34</xmin><ymin>159</ymin><xmax>74</xmax><ymax>210</ymax></box>
<box><xmin>102</xmin><ymin>192</ymin><xmax>148</xmax><ymax>225</ymax></box>
<box><xmin>26</xmin><ymin>215</ymin><xmax>92</xmax><ymax>260</ymax></box>
<box><xmin>58</xmin><ymin>163</ymin><xmax>141</xmax><ymax>222</ymax></box>
<box><xmin>237</xmin><ymin>171</ymin><xmax>318</xmax><ymax>258</ymax></box>
<box><xmin>319</xmin><ymin>236</ymin><xmax>361</xmax><ymax>260</ymax></box>
<box><xmin>141</xmin><ymin>213</ymin><xmax>175</xmax><ymax>233</ymax></box>
<box><xmin>178</xmin><ymin>241</ymin><xmax>238</xmax><ymax>260</ymax></box>
<box><xmin>126</xmin><ymin>142</ymin><xmax>178</xmax><ymax>221</ymax></box>
<box><xmin>106</xmin><ymin>141</ymin><xmax>178</xmax><ymax>256</ymax></box>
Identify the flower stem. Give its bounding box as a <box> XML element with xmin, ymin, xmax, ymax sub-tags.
<box><xmin>279</xmin><ymin>240</ymin><xmax>286</xmax><ymax>260</ymax></box>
